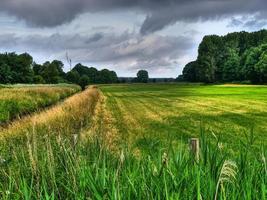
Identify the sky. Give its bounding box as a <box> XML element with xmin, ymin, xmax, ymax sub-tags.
<box><xmin>0</xmin><ymin>0</ymin><xmax>267</xmax><ymax>78</ymax></box>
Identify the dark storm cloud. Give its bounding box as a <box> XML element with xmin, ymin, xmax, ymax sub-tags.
<box><xmin>1</xmin><ymin>0</ymin><xmax>267</xmax><ymax>33</ymax></box>
<box><xmin>0</xmin><ymin>32</ymin><xmax>193</xmax><ymax>70</ymax></box>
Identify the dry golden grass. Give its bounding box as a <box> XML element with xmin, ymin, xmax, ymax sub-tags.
<box><xmin>81</xmin><ymin>91</ymin><xmax>121</xmax><ymax>153</ymax></box>
<box><xmin>0</xmin><ymin>86</ymin><xmax>100</xmax><ymax>141</ymax></box>
<box><xmin>0</xmin><ymin>86</ymin><xmax>77</xmax><ymax>100</ymax></box>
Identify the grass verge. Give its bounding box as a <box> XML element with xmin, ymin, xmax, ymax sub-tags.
<box><xmin>0</xmin><ymin>84</ymin><xmax>80</xmax><ymax>124</ymax></box>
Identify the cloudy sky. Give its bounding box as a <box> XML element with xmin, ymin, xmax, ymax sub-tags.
<box><xmin>0</xmin><ymin>0</ymin><xmax>267</xmax><ymax>77</ymax></box>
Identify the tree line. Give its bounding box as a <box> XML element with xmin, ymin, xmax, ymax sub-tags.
<box><xmin>180</xmin><ymin>29</ymin><xmax>267</xmax><ymax>84</ymax></box>
<box><xmin>0</xmin><ymin>52</ymin><xmax>119</xmax><ymax>89</ymax></box>
<box><xmin>0</xmin><ymin>52</ymin><xmax>154</xmax><ymax>88</ymax></box>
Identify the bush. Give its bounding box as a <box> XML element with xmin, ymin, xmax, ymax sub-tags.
<box><xmin>33</xmin><ymin>75</ymin><xmax>45</xmax><ymax>84</ymax></box>
<box><xmin>79</xmin><ymin>75</ymin><xmax>90</xmax><ymax>90</ymax></box>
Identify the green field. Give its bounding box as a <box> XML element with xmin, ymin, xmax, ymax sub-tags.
<box><xmin>0</xmin><ymin>84</ymin><xmax>266</xmax><ymax>199</ymax></box>
<box><xmin>0</xmin><ymin>84</ymin><xmax>80</xmax><ymax>123</ymax></box>
<box><xmin>100</xmin><ymin>84</ymin><xmax>267</xmax><ymax>150</ymax></box>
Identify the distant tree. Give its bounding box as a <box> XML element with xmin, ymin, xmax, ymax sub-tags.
<box><xmin>72</xmin><ymin>64</ymin><xmax>98</xmax><ymax>83</ymax></box>
<box><xmin>33</xmin><ymin>63</ymin><xmax>44</xmax><ymax>76</ymax></box>
<box><xmin>222</xmin><ymin>48</ymin><xmax>240</xmax><ymax>82</ymax></box>
<box><xmin>10</xmin><ymin>53</ymin><xmax>34</xmax><ymax>83</ymax></box>
<box><xmin>181</xmin><ymin>30</ymin><xmax>267</xmax><ymax>83</ymax></box>
<box><xmin>66</xmin><ymin>70</ymin><xmax>80</xmax><ymax>84</ymax></box>
<box><xmin>109</xmin><ymin>71</ymin><xmax>119</xmax><ymax>83</ymax></box>
<box><xmin>0</xmin><ymin>64</ymin><xmax>12</xmax><ymax>83</ymax></box>
<box><xmin>0</xmin><ymin>51</ymin><xmax>122</xmax><ymax>85</ymax></box>
<box><xmin>79</xmin><ymin>75</ymin><xmax>90</xmax><ymax>90</ymax></box>
<box><xmin>137</xmin><ymin>70</ymin><xmax>149</xmax><ymax>83</ymax></box>
<box><xmin>176</xmin><ymin>75</ymin><xmax>184</xmax><ymax>82</ymax></box>
<box><xmin>255</xmin><ymin>50</ymin><xmax>267</xmax><ymax>83</ymax></box>
<box><xmin>40</xmin><ymin>60</ymin><xmax>66</xmax><ymax>84</ymax></box>
<box><xmin>98</xmin><ymin>69</ymin><xmax>118</xmax><ymax>84</ymax></box>
<box><xmin>41</xmin><ymin>61</ymin><xmax>60</xmax><ymax>83</ymax></box>
<box><xmin>182</xmin><ymin>61</ymin><xmax>197</xmax><ymax>82</ymax></box>
<box><xmin>33</xmin><ymin>75</ymin><xmax>45</xmax><ymax>84</ymax></box>
<box><xmin>51</xmin><ymin>60</ymin><xmax>65</xmax><ymax>78</ymax></box>
<box><xmin>242</xmin><ymin>46</ymin><xmax>261</xmax><ymax>83</ymax></box>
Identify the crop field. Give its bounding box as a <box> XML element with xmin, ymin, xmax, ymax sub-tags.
<box><xmin>0</xmin><ymin>84</ymin><xmax>80</xmax><ymax>124</ymax></box>
<box><xmin>0</xmin><ymin>84</ymin><xmax>266</xmax><ymax>199</ymax></box>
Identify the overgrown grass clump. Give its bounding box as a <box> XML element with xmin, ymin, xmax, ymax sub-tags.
<box><xmin>0</xmin><ymin>84</ymin><xmax>80</xmax><ymax>124</ymax></box>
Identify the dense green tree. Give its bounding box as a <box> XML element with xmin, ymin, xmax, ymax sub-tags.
<box><xmin>72</xmin><ymin>64</ymin><xmax>99</xmax><ymax>83</ymax></box>
<box><xmin>33</xmin><ymin>75</ymin><xmax>45</xmax><ymax>84</ymax></box>
<box><xmin>222</xmin><ymin>48</ymin><xmax>240</xmax><ymax>82</ymax></box>
<box><xmin>41</xmin><ymin>62</ymin><xmax>60</xmax><ymax>83</ymax></box>
<box><xmin>0</xmin><ymin>64</ymin><xmax>12</xmax><ymax>83</ymax></box>
<box><xmin>242</xmin><ymin>46</ymin><xmax>261</xmax><ymax>83</ymax></box>
<box><xmin>51</xmin><ymin>60</ymin><xmax>65</xmax><ymax>77</ymax></box>
<box><xmin>98</xmin><ymin>69</ymin><xmax>114</xmax><ymax>84</ymax></box>
<box><xmin>33</xmin><ymin>63</ymin><xmax>45</xmax><ymax>76</ymax></box>
<box><xmin>255</xmin><ymin>51</ymin><xmax>267</xmax><ymax>82</ymax></box>
<box><xmin>40</xmin><ymin>61</ymin><xmax>66</xmax><ymax>84</ymax></box>
<box><xmin>182</xmin><ymin>61</ymin><xmax>197</xmax><ymax>82</ymax></box>
<box><xmin>137</xmin><ymin>70</ymin><xmax>149</xmax><ymax>83</ymax></box>
<box><xmin>0</xmin><ymin>52</ymin><xmax>34</xmax><ymax>83</ymax></box>
<box><xmin>66</xmin><ymin>70</ymin><xmax>80</xmax><ymax>84</ymax></box>
<box><xmin>182</xmin><ymin>29</ymin><xmax>267</xmax><ymax>83</ymax></box>
<box><xmin>79</xmin><ymin>75</ymin><xmax>90</xmax><ymax>90</ymax></box>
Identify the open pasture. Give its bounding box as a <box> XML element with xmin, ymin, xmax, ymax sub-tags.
<box><xmin>0</xmin><ymin>84</ymin><xmax>80</xmax><ymax>124</ymax></box>
<box><xmin>100</xmin><ymin>84</ymin><xmax>267</xmax><ymax>150</ymax></box>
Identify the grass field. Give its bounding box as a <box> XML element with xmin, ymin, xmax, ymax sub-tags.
<box><xmin>0</xmin><ymin>84</ymin><xmax>80</xmax><ymax>124</ymax></box>
<box><xmin>100</xmin><ymin>84</ymin><xmax>267</xmax><ymax>150</ymax></box>
<box><xmin>0</xmin><ymin>84</ymin><xmax>266</xmax><ymax>199</ymax></box>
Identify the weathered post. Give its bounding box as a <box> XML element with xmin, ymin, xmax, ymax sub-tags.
<box><xmin>72</xmin><ymin>134</ymin><xmax>79</xmax><ymax>148</ymax></box>
<box><xmin>189</xmin><ymin>138</ymin><xmax>200</xmax><ymax>163</ymax></box>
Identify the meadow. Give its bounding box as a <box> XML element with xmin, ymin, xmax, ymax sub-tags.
<box><xmin>0</xmin><ymin>84</ymin><xmax>265</xmax><ymax>199</ymax></box>
<box><xmin>100</xmin><ymin>84</ymin><xmax>267</xmax><ymax>150</ymax></box>
<box><xmin>0</xmin><ymin>84</ymin><xmax>80</xmax><ymax>124</ymax></box>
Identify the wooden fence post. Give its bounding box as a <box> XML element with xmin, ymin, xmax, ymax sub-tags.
<box><xmin>189</xmin><ymin>138</ymin><xmax>200</xmax><ymax>163</ymax></box>
<box><xmin>72</xmin><ymin>134</ymin><xmax>79</xmax><ymax>148</ymax></box>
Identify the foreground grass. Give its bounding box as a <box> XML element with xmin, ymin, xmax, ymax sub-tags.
<box><xmin>0</xmin><ymin>84</ymin><xmax>80</xmax><ymax>124</ymax></box>
<box><xmin>0</xmin><ymin>84</ymin><xmax>265</xmax><ymax>199</ymax></box>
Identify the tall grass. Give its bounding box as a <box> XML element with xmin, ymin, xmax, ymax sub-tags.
<box><xmin>0</xmin><ymin>84</ymin><xmax>80</xmax><ymax>124</ymax></box>
<box><xmin>0</xmin><ymin>129</ymin><xmax>265</xmax><ymax>199</ymax></box>
<box><xmin>0</xmin><ymin>87</ymin><xmax>265</xmax><ymax>199</ymax></box>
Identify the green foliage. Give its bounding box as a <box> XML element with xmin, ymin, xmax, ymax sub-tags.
<box><xmin>0</xmin><ymin>52</ymin><xmax>34</xmax><ymax>83</ymax></box>
<box><xmin>0</xmin><ymin>64</ymin><xmax>12</xmax><ymax>83</ymax></box>
<box><xmin>71</xmin><ymin>64</ymin><xmax>118</xmax><ymax>84</ymax></box>
<box><xmin>66</xmin><ymin>70</ymin><xmax>80</xmax><ymax>84</ymax></box>
<box><xmin>79</xmin><ymin>75</ymin><xmax>90</xmax><ymax>90</ymax></box>
<box><xmin>183</xmin><ymin>30</ymin><xmax>267</xmax><ymax>83</ymax></box>
<box><xmin>0</xmin><ymin>53</ymin><xmax>119</xmax><ymax>85</ymax></box>
<box><xmin>137</xmin><ymin>70</ymin><xmax>149</xmax><ymax>83</ymax></box>
<box><xmin>222</xmin><ymin>48</ymin><xmax>240</xmax><ymax>81</ymax></box>
<box><xmin>40</xmin><ymin>61</ymin><xmax>66</xmax><ymax>84</ymax></box>
<box><xmin>98</xmin><ymin>69</ymin><xmax>118</xmax><ymax>84</ymax></box>
<box><xmin>183</xmin><ymin>61</ymin><xmax>197</xmax><ymax>82</ymax></box>
<box><xmin>33</xmin><ymin>75</ymin><xmax>45</xmax><ymax>84</ymax></box>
